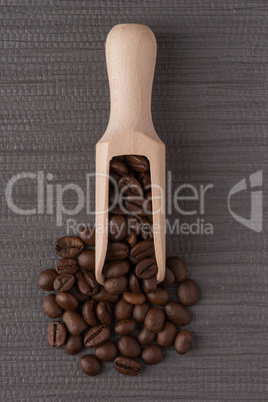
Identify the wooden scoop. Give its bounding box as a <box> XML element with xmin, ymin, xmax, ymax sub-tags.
<box><xmin>95</xmin><ymin>23</ymin><xmax>165</xmax><ymax>285</ymax></box>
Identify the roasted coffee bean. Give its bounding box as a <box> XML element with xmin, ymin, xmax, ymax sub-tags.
<box><xmin>140</xmin><ymin>221</ymin><xmax>153</xmax><ymax>240</ymax></box>
<box><xmin>82</xmin><ymin>299</ymin><xmax>98</xmax><ymax>326</ymax></box>
<box><xmin>142</xmin><ymin>275</ymin><xmax>157</xmax><ymax>293</ymax></box>
<box><xmin>129</xmin><ymin>240</ymin><xmax>154</xmax><ymax>264</ymax></box>
<box><xmin>156</xmin><ymin>321</ymin><xmax>177</xmax><ymax>348</ymax></box>
<box><xmin>110</xmin><ymin>157</ymin><xmax>128</xmax><ymax>176</ymax></box>
<box><xmin>138</xmin><ymin>172</ymin><xmax>151</xmax><ymax>189</ymax></box>
<box><xmin>77</xmin><ymin>250</ymin><xmax>95</xmax><ymax>271</ymax></box>
<box><xmin>109</xmin><ymin>170</ymin><xmax>120</xmax><ymax>186</ymax></box>
<box><xmin>132</xmin><ymin>302</ymin><xmax>150</xmax><ymax>323</ymax></box>
<box><xmin>80</xmin><ymin>355</ymin><xmax>102</xmax><ymax>376</ymax></box>
<box><xmin>53</xmin><ymin>274</ymin><xmax>75</xmax><ymax>292</ymax></box>
<box><xmin>84</xmin><ymin>324</ymin><xmax>110</xmax><ymax>348</ymax></box>
<box><xmin>55</xmin><ymin>292</ymin><xmax>79</xmax><ymax>311</ymax></box>
<box><xmin>106</xmin><ymin>242</ymin><xmax>129</xmax><ymax>261</ymax></box>
<box><xmin>164</xmin><ymin>301</ymin><xmax>191</xmax><ymax>326</ymax></box>
<box><xmin>125</xmin><ymin>231</ymin><xmax>137</xmax><ymax>247</ymax></box>
<box><xmin>64</xmin><ymin>335</ymin><xmax>83</xmax><ymax>355</ymax></box>
<box><xmin>62</xmin><ymin>311</ymin><xmax>88</xmax><ymax>335</ymax></box>
<box><xmin>129</xmin><ymin>273</ymin><xmax>142</xmax><ymax>294</ymax></box>
<box><xmin>47</xmin><ymin>321</ymin><xmax>67</xmax><ymax>347</ymax></box>
<box><xmin>38</xmin><ymin>269</ymin><xmax>58</xmax><ymax>291</ymax></box>
<box><xmin>146</xmin><ymin>286</ymin><xmax>169</xmax><ymax>306</ymax></box>
<box><xmin>117</xmin><ymin>335</ymin><xmax>141</xmax><ymax>359</ymax></box>
<box><xmin>68</xmin><ymin>284</ymin><xmax>90</xmax><ymax>305</ymax></box>
<box><xmin>135</xmin><ymin>258</ymin><xmax>157</xmax><ymax>279</ymax></box>
<box><xmin>177</xmin><ymin>279</ymin><xmax>199</xmax><ymax>306</ymax></box>
<box><xmin>95</xmin><ymin>342</ymin><xmax>118</xmax><ymax>362</ymax></box>
<box><xmin>55</xmin><ymin>258</ymin><xmax>78</xmax><ymax>275</ymax></box>
<box><xmin>162</xmin><ymin>267</ymin><xmax>175</xmax><ymax>288</ymax></box>
<box><xmin>144</xmin><ymin>307</ymin><xmax>165</xmax><ymax>333</ymax></box>
<box><xmin>109</xmin><ymin>215</ymin><xmax>128</xmax><ymax>241</ymax></box>
<box><xmin>103</xmin><ymin>260</ymin><xmax>130</xmax><ymax>279</ymax></box>
<box><xmin>114</xmin><ymin>298</ymin><xmax>133</xmax><ymax>321</ymax></box>
<box><xmin>174</xmin><ymin>330</ymin><xmax>193</xmax><ymax>355</ymax></box>
<box><xmin>138</xmin><ymin>326</ymin><xmax>156</xmax><ymax>346</ymax></box>
<box><xmin>104</xmin><ymin>276</ymin><xmax>128</xmax><ymax>295</ymax></box>
<box><xmin>125</xmin><ymin>196</ymin><xmax>147</xmax><ymax>216</ymax></box>
<box><xmin>118</xmin><ymin>175</ymin><xmax>143</xmax><ymax>196</ymax></box>
<box><xmin>123</xmin><ymin>291</ymin><xmax>146</xmax><ymax>305</ymax></box>
<box><xmin>96</xmin><ymin>301</ymin><xmax>113</xmax><ymax>325</ymax></box>
<box><xmin>55</xmin><ymin>236</ymin><xmax>83</xmax><ymax>258</ymax></box>
<box><xmin>166</xmin><ymin>257</ymin><xmax>187</xmax><ymax>283</ymax></box>
<box><xmin>124</xmin><ymin>155</ymin><xmax>149</xmax><ymax>172</ymax></box>
<box><xmin>141</xmin><ymin>345</ymin><xmax>163</xmax><ymax>365</ymax></box>
<box><xmin>76</xmin><ymin>271</ymin><xmax>99</xmax><ymax>296</ymax></box>
<box><xmin>114</xmin><ymin>319</ymin><xmax>138</xmax><ymax>336</ymax></box>
<box><xmin>114</xmin><ymin>356</ymin><xmax>141</xmax><ymax>376</ymax></box>
<box><xmin>109</xmin><ymin>204</ymin><xmax>126</xmax><ymax>215</ymax></box>
<box><xmin>42</xmin><ymin>294</ymin><xmax>63</xmax><ymax>318</ymax></box>
<box><xmin>78</xmin><ymin>226</ymin><xmax>95</xmax><ymax>246</ymax></box>
<box><xmin>92</xmin><ymin>286</ymin><xmax>120</xmax><ymax>303</ymax></box>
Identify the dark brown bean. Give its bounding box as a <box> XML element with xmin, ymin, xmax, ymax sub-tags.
<box><xmin>103</xmin><ymin>260</ymin><xmax>130</xmax><ymax>279</ymax></box>
<box><xmin>95</xmin><ymin>342</ymin><xmax>118</xmax><ymax>362</ymax></box>
<box><xmin>156</xmin><ymin>321</ymin><xmax>177</xmax><ymax>347</ymax></box>
<box><xmin>47</xmin><ymin>321</ymin><xmax>67</xmax><ymax>347</ymax></box>
<box><xmin>135</xmin><ymin>258</ymin><xmax>157</xmax><ymax>279</ymax></box>
<box><xmin>78</xmin><ymin>226</ymin><xmax>95</xmax><ymax>246</ymax></box>
<box><xmin>106</xmin><ymin>242</ymin><xmax>129</xmax><ymax>261</ymax></box>
<box><xmin>129</xmin><ymin>240</ymin><xmax>154</xmax><ymax>264</ymax></box>
<box><xmin>42</xmin><ymin>294</ymin><xmax>63</xmax><ymax>318</ymax></box>
<box><xmin>80</xmin><ymin>355</ymin><xmax>102</xmax><ymax>376</ymax></box>
<box><xmin>174</xmin><ymin>330</ymin><xmax>193</xmax><ymax>354</ymax></box>
<box><xmin>146</xmin><ymin>286</ymin><xmax>169</xmax><ymax>306</ymax></box>
<box><xmin>92</xmin><ymin>286</ymin><xmax>120</xmax><ymax>303</ymax></box>
<box><xmin>76</xmin><ymin>271</ymin><xmax>99</xmax><ymax>296</ymax></box>
<box><xmin>64</xmin><ymin>335</ymin><xmax>83</xmax><ymax>355</ymax></box>
<box><xmin>104</xmin><ymin>276</ymin><xmax>128</xmax><ymax>295</ymax></box>
<box><xmin>55</xmin><ymin>292</ymin><xmax>79</xmax><ymax>311</ymax></box>
<box><xmin>144</xmin><ymin>307</ymin><xmax>165</xmax><ymax>333</ymax></box>
<box><xmin>84</xmin><ymin>324</ymin><xmax>110</xmax><ymax>348</ymax></box>
<box><xmin>68</xmin><ymin>284</ymin><xmax>90</xmax><ymax>305</ymax></box>
<box><xmin>177</xmin><ymin>279</ymin><xmax>199</xmax><ymax>306</ymax></box>
<box><xmin>125</xmin><ymin>231</ymin><xmax>137</xmax><ymax>247</ymax></box>
<box><xmin>114</xmin><ymin>298</ymin><xmax>133</xmax><ymax>321</ymax></box>
<box><xmin>96</xmin><ymin>301</ymin><xmax>113</xmax><ymax>325</ymax></box>
<box><xmin>164</xmin><ymin>301</ymin><xmax>191</xmax><ymax>326</ymax></box>
<box><xmin>77</xmin><ymin>250</ymin><xmax>95</xmax><ymax>271</ymax></box>
<box><xmin>125</xmin><ymin>196</ymin><xmax>147</xmax><ymax>216</ymax></box>
<box><xmin>132</xmin><ymin>302</ymin><xmax>151</xmax><ymax>323</ymax></box>
<box><xmin>114</xmin><ymin>356</ymin><xmax>141</xmax><ymax>376</ymax></box>
<box><xmin>138</xmin><ymin>326</ymin><xmax>156</xmax><ymax>346</ymax></box>
<box><xmin>142</xmin><ymin>275</ymin><xmax>157</xmax><ymax>293</ymax></box>
<box><xmin>117</xmin><ymin>335</ymin><xmax>141</xmax><ymax>359</ymax></box>
<box><xmin>62</xmin><ymin>311</ymin><xmax>88</xmax><ymax>335</ymax></box>
<box><xmin>114</xmin><ymin>320</ymin><xmax>138</xmax><ymax>336</ymax></box>
<box><xmin>138</xmin><ymin>172</ymin><xmax>151</xmax><ymax>189</ymax></box>
<box><xmin>124</xmin><ymin>155</ymin><xmax>149</xmax><ymax>172</ymax></box>
<box><xmin>82</xmin><ymin>299</ymin><xmax>98</xmax><ymax>326</ymax></box>
<box><xmin>53</xmin><ymin>274</ymin><xmax>75</xmax><ymax>292</ymax></box>
<box><xmin>109</xmin><ymin>215</ymin><xmax>128</xmax><ymax>241</ymax></box>
<box><xmin>166</xmin><ymin>257</ymin><xmax>187</xmax><ymax>283</ymax></box>
<box><xmin>55</xmin><ymin>236</ymin><xmax>83</xmax><ymax>258</ymax></box>
<box><xmin>129</xmin><ymin>273</ymin><xmax>142</xmax><ymax>294</ymax></box>
<box><xmin>55</xmin><ymin>258</ymin><xmax>78</xmax><ymax>275</ymax></box>
<box><xmin>141</xmin><ymin>345</ymin><xmax>163</xmax><ymax>365</ymax></box>
<box><xmin>123</xmin><ymin>291</ymin><xmax>146</xmax><ymax>305</ymax></box>
<box><xmin>38</xmin><ymin>269</ymin><xmax>58</xmax><ymax>291</ymax></box>
<box><xmin>110</xmin><ymin>157</ymin><xmax>129</xmax><ymax>176</ymax></box>
<box><xmin>161</xmin><ymin>267</ymin><xmax>175</xmax><ymax>288</ymax></box>
<box><xmin>118</xmin><ymin>175</ymin><xmax>143</xmax><ymax>196</ymax></box>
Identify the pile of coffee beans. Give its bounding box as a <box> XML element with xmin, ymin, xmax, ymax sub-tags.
<box><xmin>38</xmin><ymin>155</ymin><xmax>199</xmax><ymax>377</ymax></box>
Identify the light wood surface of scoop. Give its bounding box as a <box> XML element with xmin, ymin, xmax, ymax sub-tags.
<box><xmin>95</xmin><ymin>23</ymin><xmax>165</xmax><ymax>285</ymax></box>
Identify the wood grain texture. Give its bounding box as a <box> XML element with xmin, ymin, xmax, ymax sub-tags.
<box><xmin>1</xmin><ymin>0</ymin><xmax>267</xmax><ymax>400</ymax></box>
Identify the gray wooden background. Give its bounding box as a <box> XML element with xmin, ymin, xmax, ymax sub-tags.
<box><xmin>1</xmin><ymin>0</ymin><xmax>267</xmax><ymax>400</ymax></box>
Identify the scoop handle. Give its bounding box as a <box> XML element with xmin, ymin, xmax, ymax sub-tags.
<box><xmin>105</xmin><ymin>23</ymin><xmax>157</xmax><ymax>134</ymax></box>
